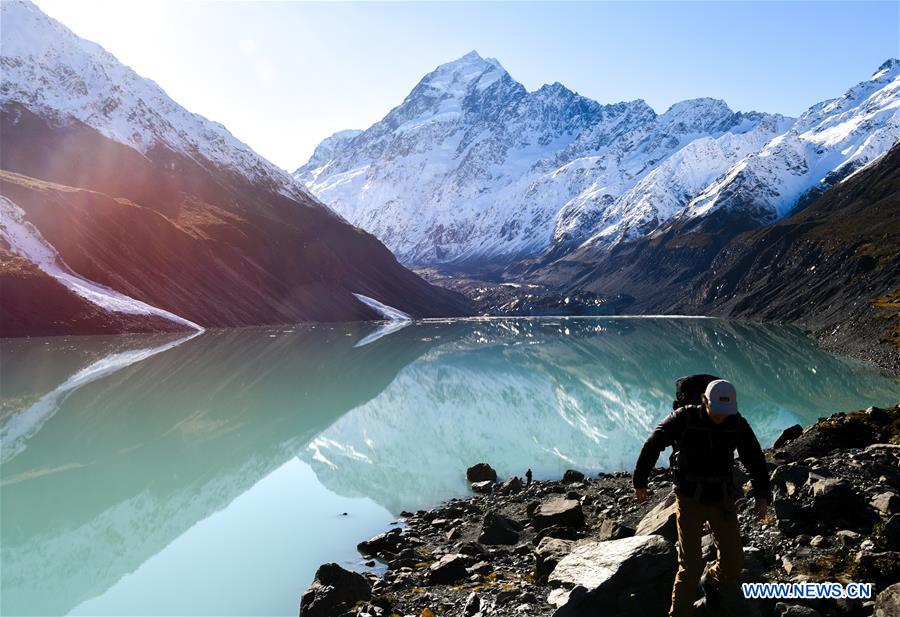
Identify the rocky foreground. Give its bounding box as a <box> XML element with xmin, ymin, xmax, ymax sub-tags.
<box><xmin>301</xmin><ymin>405</ymin><xmax>900</xmax><ymax>617</ymax></box>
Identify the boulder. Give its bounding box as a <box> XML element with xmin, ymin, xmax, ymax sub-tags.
<box><xmin>467</xmin><ymin>463</ymin><xmax>498</xmax><ymax>483</ymax></box>
<box><xmin>635</xmin><ymin>491</ymin><xmax>678</xmax><ymax>542</ymax></box>
<box><xmin>478</xmin><ymin>511</ymin><xmax>520</xmax><ymax>545</ymax></box>
<box><xmin>428</xmin><ymin>553</ymin><xmax>471</xmax><ymax>584</ymax></box>
<box><xmin>835</xmin><ymin>529</ymin><xmax>861</xmax><ymax>547</ymax></box>
<box><xmin>457</xmin><ymin>541</ymin><xmax>489</xmax><ymax>557</ymax></box>
<box><xmin>533</xmin><ymin>498</ymin><xmax>585</xmax><ymax>531</ymax></box>
<box><xmin>871</xmin><ymin>492</ymin><xmax>900</xmax><ymax>516</ymax></box>
<box><xmin>500</xmin><ymin>476</ymin><xmax>524</xmax><ymax>494</ymax></box>
<box><xmin>875</xmin><ymin>582</ymin><xmax>900</xmax><ymax>617</ymax></box>
<box><xmin>878</xmin><ymin>514</ymin><xmax>900</xmax><ymax>551</ymax></box>
<box><xmin>547</xmin><ymin>535</ymin><xmax>677</xmax><ymax>617</ymax></box>
<box><xmin>299</xmin><ymin>563</ymin><xmax>371</xmax><ymax>617</ymax></box>
<box><xmin>771</xmin><ymin>463</ymin><xmax>811</xmax><ymax>496</ymax></box>
<box><xmin>773</xmin><ymin>424</ymin><xmax>804</xmax><ymax>449</ymax></box>
<box><xmin>598</xmin><ymin>518</ymin><xmax>635</xmax><ymax>541</ymax></box>
<box><xmin>811</xmin><ymin>478</ymin><xmax>861</xmax><ymax>519</ymax></box>
<box><xmin>563</xmin><ymin>469</ymin><xmax>586</xmax><ymax>483</ymax></box>
<box><xmin>357</xmin><ymin>528</ymin><xmax>403</xmax><ymax>556</ymax></box>
<box><xmin>534</xmin><ymin>537</ymin><xmax>574</xmax><ymax>583</ymax></box>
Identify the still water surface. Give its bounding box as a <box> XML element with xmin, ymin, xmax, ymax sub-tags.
<box><xmin>1</xmin><ymin>318</ymin><xmax>897</xmax><ymax>615</ymax></box>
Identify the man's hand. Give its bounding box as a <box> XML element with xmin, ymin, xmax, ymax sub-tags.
<box><xmin>753</xmin><ymin>497</ymin><xmax>769</xmax><ymax>519</ymax></box>
<box><xmin>635</xmin><ymin>488</ymin><xmax>649</xmax><ymax>503</ymax></box>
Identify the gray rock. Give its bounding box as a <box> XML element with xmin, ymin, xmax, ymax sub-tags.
<box><xmin>478</xmin><ymin>511</ymin><xmax>520</xmax><ymax>545</ymax></box>
<box><xmin>836</xmin><ymin>529</ymin><xmax>861</xmax><ymax>546</ymax></box>
<box><xmin>457</xmin><ymin>541</ymin><xmax>489</xmax><ymax>557</ymax></box>
<box><xmin>775</xmin><ymin>603</ymin><xmax>822</xmax><ymax>616</ymax></box>
<box><xmin>428</xmin><ymin>553</ymin><xmax>471</xmax><ymax>584</ymax></box>
<box><xmin>635</xmin><ymin>491</ymin><xmax>678</xmax><ymax>542</ymax></box>
<box><xmin>809</xmin><ymin>535</ymin><xmax>827</xmax><ymax>547</ymax></box>
<box><xmin>771</xmin><ymin>463</ymin><xmax>811</xmax><ymax>496</ymax></box>
<box><xmin>597</xmin><ymin>518</ymin><xmax>635</xmax><ymax>541</ymax></box>
<box><xmin>774</xmin><ymin>425</ymin><xmax>804</xmax><ymax>449</ymax></box>
<box><xmin>464</xmin><ymin>592</ymin><xmax>482</xmax><ymax>617</ymax></box>
<box><xmin>471</xmin><ymin>480</ymin><xmax>494</xmax><ymax>494</ymax></box>
<box><xmin>300</xmin><ymin>563</ymin><xmax>371</xmax><ymax>617</ymax></box>
<box><xmin>500</xmin><ymin>476</ymin><xmax>524</xmax><ymax>494</ymax></box>
<box><xmin>467</xmin><ymin>463</ymin><xmax>498</xmax><ymax>483</ymax></box>
<box><xmin>781</xmin><ymin>556</ymin><xmax>794</xmax><ymax>575</ymax></box>
<box><xmin>871</xmin><ymin>491</ymin><xmax>900</xmax><ymax>516</ymax></box>
<box><xmin>534</xmin><ymin>537</ymin><xmax>574</xmax><ymax>583</ymax></box>
<box><xmin>875</xmin><ymin>582</ymin><xmax>900</xmax><ymax>617</ymax></box>
<box><xmin>533</xmin><ymin>498</ymin><xmax>585</xmax><ymax>531</ymax></box>
<box><xmin>357</xmin><ymin>528</ymin><xmax>403</xmax><ymax>556</ymax></box>
<box><xmin>811</xmin><ymin>478</ymin><xmax>856</xmax><ymax>517</ymax></box>
<box><xmin>547</xmin><ymin>535</ymin><xmax>677</xmax><ymax>617</ymax></box>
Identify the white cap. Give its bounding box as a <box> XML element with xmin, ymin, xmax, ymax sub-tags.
<box><xmin>705</xmin><ymin>379</ymin><xmax>738</xmax><ymax>415</ymax></box>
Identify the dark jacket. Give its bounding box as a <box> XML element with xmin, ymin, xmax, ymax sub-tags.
<box><xmin>633</xmin><ymin>405</ymin><xmax>770</xmax><ymax>503</ymax></box>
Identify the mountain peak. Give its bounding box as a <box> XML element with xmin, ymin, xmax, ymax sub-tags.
<box><xmin>427</xmin><ymin>50</ymin><xmax>507</xmax><ymax>85</ymax></box>
<box><xmin>657</xmin><ymin>97</ymin><xmax>735</xmax><ymax>132</ymax></box>
<box><xmin>872</xmin><ymin>57</ymin><xmax>900</xmax><ymax>81</ymax></box>
<box><xmin>399</xmin><ymin>51</ymin><xmax>511</xmax><ymax>110</ymax></box>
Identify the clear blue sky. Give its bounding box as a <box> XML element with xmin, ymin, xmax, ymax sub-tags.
<box><xmin>34</xmin><ymin>1</ymin><xmax>900</xmax><ymax>171</ymax></box>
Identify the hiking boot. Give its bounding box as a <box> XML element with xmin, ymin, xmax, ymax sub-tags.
<box><xmin>699</xmin><ymin>572</ymin><xmax>722</xmax><ymax>611</ymax></box>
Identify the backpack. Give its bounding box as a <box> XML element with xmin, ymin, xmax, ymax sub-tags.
<box><xmin>670</xmin><ymin>374</ymin><xmax>743</xmax><ymax>500</ymax></box>
<box><xmin>672</xmin><ymin>374</ymin><xmax>721</xmax><ymax>410</ymax></box>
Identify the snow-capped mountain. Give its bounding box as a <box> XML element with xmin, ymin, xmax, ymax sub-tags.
<box><xmin>0</xmin><ymin>0</ymin><xmax>309</xmax><ymax>202</ymax></box>
<box><xmin>298</xmin><ymin>53</ymin><xmax>900</xmax><ymax>269</ymax></box>
<box><xmin>0</xmin><ymin>1</ymin><xmax>472</xmax><ymax>336</ymax></box>
<box><xmin>295</xmin><ymin>52</ymin><xmax>791</xmax><ymax>266</ymax></box>
<box><xmin>678</xmin><ymin>58</ymin><xmax>900</xmax><ymax>224</ymax></box>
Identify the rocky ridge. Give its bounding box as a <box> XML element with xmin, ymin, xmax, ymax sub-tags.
<box><xmin>301</xmin><ymin>405</ymin><xmax>900</xmax><ymax>617</ymax></box>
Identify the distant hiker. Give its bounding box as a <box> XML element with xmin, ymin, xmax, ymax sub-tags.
<box><xmin>525</xmin><ymin>468</ymin><xmax>533</xmax><ymax>485</ymax></box>
<box><xmin>633</xmin><ymin>377</ymin><xmax>770</xmax><ymax>617</ymax></box>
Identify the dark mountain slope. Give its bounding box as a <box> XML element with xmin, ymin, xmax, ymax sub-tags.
<box><xmin>523</xmin><ymin>143</ymin><xmax>899</xmax><ymax>371</ymax></box>
<box><xmin>681</xmin><ymin>145</ymin><xmax>900</xmax><ymax>370</ymax></box>
<box><xmin>0</xmin><ymin>105</ymin><xmax>473</xmax><ymax>335</ymax></box>
<box><xmin>0</xmin><ymin>247</ymin><xmax>183</xmax><ymax>336</ymax></box>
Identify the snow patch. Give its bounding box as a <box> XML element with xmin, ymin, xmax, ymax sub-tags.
<box><xmin>352</xmin><ymin>293</ymin><xmax>412</xmax><ymax>321</ymax></box>
<box><xmin>0</xmin><ymin>196</ymin><xmax>203</xmax><ymax>331</ymax></box>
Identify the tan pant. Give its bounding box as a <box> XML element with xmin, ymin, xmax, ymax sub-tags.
<box><xmin>669</xmin><ymin>494</ymin><xmax>744</xmax><ymax>617</ymax></box>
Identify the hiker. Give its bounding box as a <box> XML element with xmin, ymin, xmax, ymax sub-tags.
<box><xmin>526</xmin><ymin>468</ymin><xmax>533</xmax><ymax>485</ymax></box>
<box><xmin>633</xmin><ymin>377</ymin><xmax>770</xmax><ymax>617</ymax></box>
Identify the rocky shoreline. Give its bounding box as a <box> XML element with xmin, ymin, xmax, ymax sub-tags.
<box><xmin>300</xmin><ymin>405</ymin><xmax>900</xmax><ymax>617</ymax></box>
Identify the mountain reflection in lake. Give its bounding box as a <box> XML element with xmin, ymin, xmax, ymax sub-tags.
<box><xmin>1</xmin><ymin>318</ymin><xmax>897</xmax><ymax>615</ymax></box>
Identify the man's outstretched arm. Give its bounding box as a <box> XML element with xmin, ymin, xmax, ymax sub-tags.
<box><xmin>737</xmin><ymin>416</ymin><xmax>771</xmax><ymax>517</ymax></box>
<box><xmin>633</xmin><ymin>409</ymin><xmax>686</xmax><ymax>493</ymax></box>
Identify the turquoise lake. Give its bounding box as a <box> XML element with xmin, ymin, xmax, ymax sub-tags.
<box><xmin>1</xmin><ymin>317</ymin><xmax>897</xmax><ymax>615</ymax></box>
